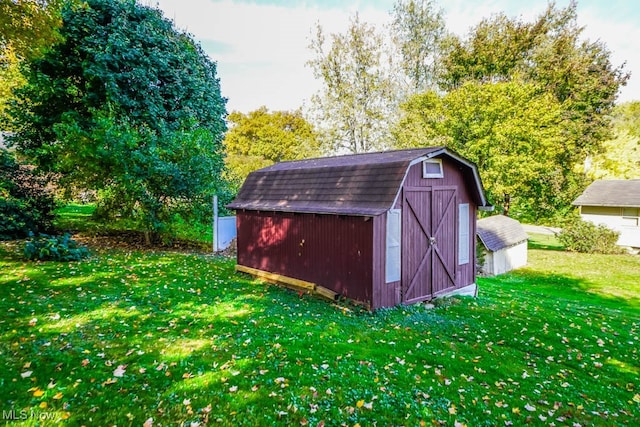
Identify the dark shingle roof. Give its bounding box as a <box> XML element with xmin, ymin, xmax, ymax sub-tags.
<box><xmin>228</xmin><ymin>147</ymin><xmax>489</xmax><ymax>216</ymax></box>
<box><xmin>477</xmin><ymin>215</ymin><xmax>528</xmax><ymax>252</ymax></box>
<box><xmin>572</xmin><ymin>180</ymin><xmax>640</xmax><ymax>208</ymax></box>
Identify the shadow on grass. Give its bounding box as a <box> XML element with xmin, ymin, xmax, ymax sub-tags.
<box><xmin>527</xmin><ymin>233</ymin><xmax>564</xmax><ymax>251</ymax></box>
<box><xmin>481</xmin><ymin>268</ymin><xmax>640</xmax><ymax>317</ymax></box>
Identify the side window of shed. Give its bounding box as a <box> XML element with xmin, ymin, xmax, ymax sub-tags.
<box><xmin>386</xmin><ymin>209</ymin><xmax>401</xmax><ymax>283</ymax></box>
<box><xmin>458</xmin><ymin>204</ymin><xmax>470</xmax><ymax>265</ymax></box>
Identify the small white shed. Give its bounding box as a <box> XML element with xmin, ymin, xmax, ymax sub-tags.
<box><xmin>477</xmin><ymin>215</ymin><xmax>528</xmax><ymax>276</ymax></box>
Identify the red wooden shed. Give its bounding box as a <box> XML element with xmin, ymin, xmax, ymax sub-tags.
<box><xmin>227</xmin><ymin>147</ymin><xmax>490</xmax><ymax>310</ymax></box>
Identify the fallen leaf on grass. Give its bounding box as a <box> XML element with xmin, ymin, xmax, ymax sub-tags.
<box><xmin>143</xmin><ymin>418</ymin><xmax>153</xmax><ymax>427</ymax></box>
<box><xmin>33</xmin><ymin>389</ymin><xmax>44</xmax><ymax>397</ymax></box>
<box><xmin>113</xmin><ymin>365</ymin><xmax>126</xmax><ymax>377</ymax></box>
<box><xmin>21</xmin><ymin>371</ymin><xmax>32</xmax><ymax>378</ymax></box>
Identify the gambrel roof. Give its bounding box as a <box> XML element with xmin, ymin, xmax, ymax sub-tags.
<box><xmin>573</xmin><ymin>180</ymin><xmax>640</xmax><ymax>208</ymax></box>
<box><xmin>228</xmin><ymin>147</ymin><xmax>489</xmax><ymax>216</ymax></box>
<box><xmin>477</xmin><ymin>215</ymin><xmax>528</xmax><ymax>252</ymax></box>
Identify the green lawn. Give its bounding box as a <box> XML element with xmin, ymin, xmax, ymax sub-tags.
<box><xmin>0</xmin><ymin>241</ymin><xmax>639</xmax><ymax>426</ymax></box>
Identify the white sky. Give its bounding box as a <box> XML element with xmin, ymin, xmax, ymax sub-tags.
<box><xmin>149</xmin><ymin>0</ymin><xmax>639</xmax><ymax>113</ymax></box>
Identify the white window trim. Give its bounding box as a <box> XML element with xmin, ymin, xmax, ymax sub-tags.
<box><xmin>422</xmin><ymin>158</ymin><xmax>444</xmax><ymax>179</ymax></box>
<box><xmin>386</xmin><ymin>209</ymin><xmax>402</xmax><ymax>283</ymax></box>
<box><xmin>458</xmin><ymin>203</ymin><xmax>470</xmax><ymax>265</ymax></box>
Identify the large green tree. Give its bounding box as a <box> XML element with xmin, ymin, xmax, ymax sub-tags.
<box><xmin>8</xmin><ymin>0</ymin><xmax>227</xmax><ymax>242</ymax></box>
<box><xmin>0</xmin><ymin>0</ymin><xmax>64</xmax><ymax>59</ymax></box>
<box><xmin>586</xmin><ymin>102</ymin><xmax>640</xmax><ymax>180</ymax></box>
<box><xmin>224</xmin><ymin>107</ymin><xmax>320</xmax><ymax>188</ymax></box>
<box><xmin>389</xmin><ymin>0</ymin><xmax>448</xmax><ymax>95</ymax></box>
<box><xmin>439</xmin><ymin>1</ymin><xmax>628</xmax><ymax>169</ymax></box>
<box><xmin>394</xmin><ymin>81</ymin><xmax>568</xmax><ymax>221</ymax></box>
<box><xmin>307</xmin><ymin>13</ymin><xmax>395</xmax><ymax>153</ymax></box>
<box><xmin>1</xmin><ymin>0</ymin><xmax>66</xmax><ymax>128</ymax></box>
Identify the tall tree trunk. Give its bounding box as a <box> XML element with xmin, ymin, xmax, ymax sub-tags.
<box><xmin>503</xmin><ymin>194</ymin><xmax>511</xmax><ymax>217</ymax></box>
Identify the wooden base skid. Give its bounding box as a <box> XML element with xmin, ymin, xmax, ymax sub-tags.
<box><xmin>235</xmin><ymin>264</ymin><xmax>339</xmax><ymax>301</ymax></box>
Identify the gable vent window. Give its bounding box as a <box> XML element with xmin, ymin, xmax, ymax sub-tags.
<box><xmin>423</xmin><ymin>159</ymin><xmax>443</xmax><ymax>178</ymax></box>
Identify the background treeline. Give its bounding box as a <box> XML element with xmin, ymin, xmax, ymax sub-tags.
<box><xmin>1</xmin><ymin>0</ymin><xmax>638</xmax><ymax>243</ymax></box>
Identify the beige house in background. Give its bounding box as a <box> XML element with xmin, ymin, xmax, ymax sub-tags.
<box><xmin>573</xmin><ymin>180</ymin><xmax>640</xmax><ymax>249</ymax></box>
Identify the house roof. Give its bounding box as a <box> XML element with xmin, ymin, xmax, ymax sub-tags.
<box><xmin>572</xmin><ymin>180</ymin><xmax>640</xmax><ymax>208</ymax></box>
<box><xmin>477</xmin><ymin>215</ymin><xmax>528</xmax><ymax>252</ymax></box>
<box><xmin>227</xmin><ymin>147</ymin><xmax>489</xmax><ymax>216</ymax></box>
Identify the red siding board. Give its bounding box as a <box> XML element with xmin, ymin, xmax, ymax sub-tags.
<box><xmin>237</xmin><ymin>211</ymin><xmax>374</xmax><ymax>305</ymax></box>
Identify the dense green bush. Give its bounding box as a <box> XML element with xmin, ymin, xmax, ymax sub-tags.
<box><xmin>557</xmin><ymin>216</ymin><xmax>623</xmax><ymax>254</ymax></box>
<box><xmin>0</xmin><ymin>150</ymin><xmax>57</xmax><ymax>240</ymax></box>
<box><xmin>23</xmin><ymin>233</ymin><xmax>90</xmax><ymax>261</ymax></box>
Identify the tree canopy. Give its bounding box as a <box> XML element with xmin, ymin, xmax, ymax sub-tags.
<box><xmin>586</xmin><ymin>102</ymin><xmax>640</xmax><ymax>180</ymax></box>
<box><xmin>390</xmin><ymin>0</ymin><xmax>448</xmax><ymax>95</ymax></box>
<box><xmin>439</xmin><ymin>2</ymin><xmax>628</xmax><ymax>164</ymax></box>
<box><xmin>8</xmin><ymin>0</ymin><xmax>227</xmax><ymax>240</ymax></box>
<box><xmin>1</xmin><ymin>0</ymin><xmax>66</xmax><ymax>128</ymax></box>
<box><xmin>392</xmin><ymin>1</ymin><xmax>629</xmax><ymax>221</ymax></box>
<box><xmin>224</xmin><ymin>107</ymin><xmax>320</xmax><ymax>188</ymax></box>
<box><xmin>394</xmin><ymin>81</ymin><xmax>570</xmax><ymax>221</ymax></box>
<box><xmin>0</xmin><ymin>0</ymin><xmax>64</xmax><ymax>59</ymax></box>
<box><xmin>307</xmin><ymin>13</ymin><xmax>395</xmax><ymax>153</ymax></box>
